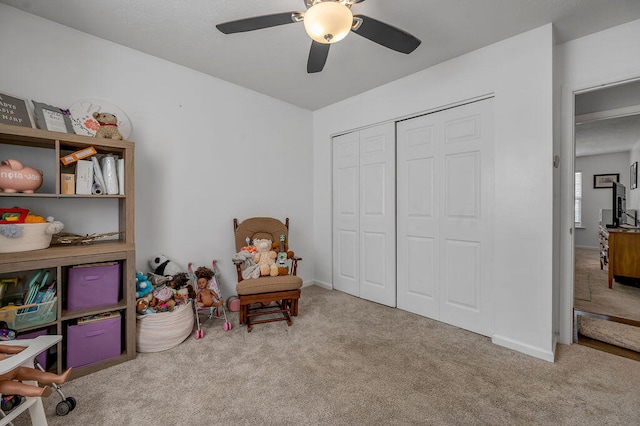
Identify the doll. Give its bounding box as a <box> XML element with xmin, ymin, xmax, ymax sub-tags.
<box><xmin>0</xmin><ymin>344</ymin><xmax>72</xmax><ymax>397</ymax></box>
<box><xmin>194</xmin><ymin>266</ymin><xmax>223</xmax><ymax>308</ymax></box>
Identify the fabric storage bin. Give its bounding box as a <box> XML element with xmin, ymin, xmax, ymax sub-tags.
<box><xmin>66</xmin><ymin>316</ymin><xmax>121</xmax><ymax>368</ymax></box>
<box><xmin>67</xmin><ymin>263</ymin><xmax>120</xmax><ymax>310</ymax></box>
<box><xmin>18</xmin><ymin>328</ymin><xmax>49</xmax><ymax>370</ymax></box>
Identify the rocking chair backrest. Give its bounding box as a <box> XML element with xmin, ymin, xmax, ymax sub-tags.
<box><xmin>234</xmin><ymin>217</ymin><xmax>289</xmax><ymax>252</ymax></box>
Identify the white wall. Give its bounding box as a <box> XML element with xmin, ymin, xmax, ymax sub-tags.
<box><xmin>0</xmin><ymin>5</ymin><xmax>314</xmax><ymax>297</ymax></box>
<box><xmin>630</xmin><ymin>142</ymin><xmax>640</xmax><ymax>212</ymax></box>
<box><xmin>574</xmin><ymin>152</ymin><xmax>630</xmax><ymax>249</ymax></box>
<box><xmin>558</xmin><ymin>18</ymin><xmax>640</xmax><ymax>344</ymax></box>
<box><xmin>313</xmin><ymin>26</ymin><xmax>555</xmax><ymax>360</ymax></box>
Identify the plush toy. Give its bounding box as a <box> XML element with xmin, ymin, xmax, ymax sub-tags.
<box><xmin>150</xmin><ymin>286</ymin><xmax>176</xmax><ymax>312</ymax></box>
<box><xmin>253</xmin><ymin>238</ymin><xmax>278</xmax><ymax>277</ymax></box>
<box><xmin>271</xmin><ymin>241</ymin><xmax>295</xmax><ymax>275</ymax></box>
<box><xmin>149</xmin><ymin>255</ymin><xmax>183</xmax><ymax>276</ymax></box>
<box><xmin>232</xmin><ymin>249</ymin><xmax>260</xmax><ymax>280</ymax></box>
<box><xmin>168</xmin><ymin>272</ymin><xmax>196</xmax><ymax>299</ymax></box>
<box><xmin>93</xmin><ymin>112</ymin><xmax>123</xmax><ymax>140</ymax></box>
<box><xmin>135</xmin><ymin>272</ymin><xmax>153</xmax><ymax>298</ymax></box>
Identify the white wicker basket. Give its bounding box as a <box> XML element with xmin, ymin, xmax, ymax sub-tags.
<box><xmin>0</xmin><ymin>223</ymin><xmax>52</xmax><ymax>253</ymax></box>
<box><xmin>136</xmin><ymin>301</ymin><xmax>194</xmax><ymax>353</ymax></box>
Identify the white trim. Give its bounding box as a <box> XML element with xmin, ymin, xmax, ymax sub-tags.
<box><xmin>492</xmin><ymin>334</ymin><xmax>555</xmax><ymax>362</ymax></box>
<box><xmin>575</xmin><ymin>104</ymin><xmax>640</xmax><ymax>124</ymax></box>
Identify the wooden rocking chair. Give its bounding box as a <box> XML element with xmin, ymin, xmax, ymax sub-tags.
<box><xmin>233</xmin><ymin>217</ymin><xmax>302</xmax><ymax>332</ymax></box>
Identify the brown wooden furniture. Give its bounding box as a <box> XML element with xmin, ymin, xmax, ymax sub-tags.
<box><xmin>233</xmin><ymin>217</ymin><xmax>302</xmax><ymax>332</ymax></box>
<box><xmin>0</xmin><ymin>123</ymin><xmax>136</xmax><ymax>379</ymax></box>
<box><xmin>601</xmin><ymin>227</ymin><xmax>640</xmax><ymax>288</ymax></box>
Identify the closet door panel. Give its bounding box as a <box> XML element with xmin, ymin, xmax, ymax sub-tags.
<box><xmin>333</xmin><ymin>131</ymin><xmax>360</xmax><ymax>296</ymax></box>
<box><xmin>359</xmin><ymin>123</ymin><xmax>396</xmax><ymax>306</ymax></box>
<box><xmin>397</xmin><ymin>114</ymin><xmax>440</xmax><ymax>317</ymax></box>
<box><xmin>397</xmin><ymin>98</ymin><xmax>494</xmax><ymax>336</ymax></box>
<box><xmin>439</xmin><ymin>100</ymin><xmax>494</xmax><ymax>336</ymax></box>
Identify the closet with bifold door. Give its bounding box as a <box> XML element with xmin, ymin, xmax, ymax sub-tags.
<box><xmin>332</xmin><ymin>98</ymin><xmax>495</xmax><ymax>337</ymax></box>
<box><xmin>332</xmin><ymin>122</ymin><xmax>396</xmax><ymax>307</ymax></box>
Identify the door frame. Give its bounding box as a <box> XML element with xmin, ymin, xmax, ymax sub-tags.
<box><xmin>559</xmin><ymin>76</ymin><xmax>640</xmax><ymax>345</ymax></box>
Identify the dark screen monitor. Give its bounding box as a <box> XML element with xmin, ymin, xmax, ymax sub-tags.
<box><xmin>612</xmin><ymin>181</ymin><xmax>626</xmax><ymax>227</ymax></box>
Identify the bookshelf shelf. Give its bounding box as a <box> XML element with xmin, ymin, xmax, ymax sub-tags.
<box><xmin>0</xmin><ymin>123</ymin><xmax>136</xmax><ymax>379</ymax></box>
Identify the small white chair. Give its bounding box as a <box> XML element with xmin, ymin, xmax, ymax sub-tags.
<box><xmin>0</xmin><ymin>335</ymin><xmax>62</xmax><ymax>426</ymax></box>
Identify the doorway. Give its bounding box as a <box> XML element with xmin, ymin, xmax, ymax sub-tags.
<box><xmin>572</xmin><ymin>80</ymin><xmax>640</xmax><ymax>358</ymax></box>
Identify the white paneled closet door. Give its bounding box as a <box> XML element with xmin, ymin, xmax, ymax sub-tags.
<box><xmin>397</xmin><ymin>99</ymin><xmax>494</xmax><ymax>336</ymax></box>
<box><xmin>333</xmin><ymin>123</ymin><xmax>396</xmax><ymax>307</ymax></box>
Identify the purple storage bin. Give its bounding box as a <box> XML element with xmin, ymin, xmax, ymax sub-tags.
<box><xmin>67</xmin><ymin>263</ymin><xmax>120</xmax><ymax>310</ymax></box>
<box><xmin>17</xmin><ymin>329</ymin><xmax>49</xmax><ymax>370</ymax></box>
<box><xmin>66</xmin><ymin>316</ymin><xmax>121</xmax><ymax>368</ymax></box>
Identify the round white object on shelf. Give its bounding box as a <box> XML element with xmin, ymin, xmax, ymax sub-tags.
<box><xmin>69</xmin><ymin>99</ymin><xmax>132</xmax><ymax>139</ymax></box>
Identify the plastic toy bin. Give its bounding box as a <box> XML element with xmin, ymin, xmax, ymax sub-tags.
<box><xmin>66</xmin><ymin>263</ymin><xmax>120</xmax><ymax>310</ymax></box>
<box><xmin>0</xmin><ymin>298</ymin><xmax>57</xmax><ymax>331</ymax></box>
<box><xmin>66</xmin><ymin>316</ymin><xmax>121</xmax><ymax>368</ymax></box>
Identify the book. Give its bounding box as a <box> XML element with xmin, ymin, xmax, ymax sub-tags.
<box><xmin>117</xmin><ymin>158</ymin><xmax>125</xmax><ymax>195</ymax></box>
<box><xmin>75</xmin><ymin>159</ymin><xmax>94</xmax><ymax>195</ymax></box>
<box><xmin>77</xmin><ymin>310</ymin><xmax>120</xmax><ymax>325</ymax></box>
<box><xmin>91</xmin><ymin>157</ymin><xmax>107</xmax><ymax>195</ymax></box>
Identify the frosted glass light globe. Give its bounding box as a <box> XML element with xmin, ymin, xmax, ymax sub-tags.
<box><xmin>304</xmin><ymin>2</ymin><xmax>353</xmax><ymax>44</ymax></box>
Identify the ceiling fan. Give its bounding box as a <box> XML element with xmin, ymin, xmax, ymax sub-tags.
<box><xmin>216</xmin><ymin>0</ymin><xmax>421</xmax><ymax>73</ymax></box>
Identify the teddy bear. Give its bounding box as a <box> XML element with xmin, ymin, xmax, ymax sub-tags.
<box><xmin>149</xmin><ymin>254</ymin><xmax>183</xmax><ymax>277</ymax></box>
<box><xmin>93</xmin><ymin>112</ymin><xmax>123</xmax><ymax>140</ymax></box>
<box><xmin>135</xmin><ymin>272</ymin><xmax>153</xmax><ymax>299</ymax></box>
<box><xmin>271</xmin><ymin>240</ymin><xmax>295</xmax><ymax>275</ymax></box>
<box><xmin>253</xmin><ymin>238</ymin><xmax>278</xmax><ymax>277</ymax></box>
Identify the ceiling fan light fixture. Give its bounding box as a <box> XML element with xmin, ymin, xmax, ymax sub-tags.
<box><xmin>304</xmin><ymin>2</ymin><xmax>353</xmax><ymax>44</ymax></box>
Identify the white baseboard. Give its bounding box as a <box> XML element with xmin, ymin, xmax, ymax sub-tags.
<box><xmin>303</xmin><ymin>280</ymin><xmax>332</xmax><ymax>290</ymax></box>
<box><xmin>492</xmin><ymin>334</ymin><xmax>555</xmax><ymax>362</ymax></box>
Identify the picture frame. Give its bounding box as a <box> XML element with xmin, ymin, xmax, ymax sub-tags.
<box><xmin>631</xmin><ymin>162</ymin><xmax>638</xmax><ymax>190</ymax></box>
<box><xmin>32</xmin><ymin>101</ymin><xmax>75</xmax><ymax>134</ymax></box>
<box><xmin>0</xmin><ymin>92</ymin><xmax>35</xmax><ymax>128</ymax></box>
<box><xmin>593</xmin><ymin>173</ymin><xmax>619</xmax><ymax>189</ymax></box>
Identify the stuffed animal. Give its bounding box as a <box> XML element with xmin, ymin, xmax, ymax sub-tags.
<box><xmin>149</xmin><ymin>255</ymin><xmax>183</xmax><ymax>276</ymax></box>
<box><xmin>150</xmin><ymin>286</ymin><xmax>176</xmax><ymax>312</ymax></box>
<box><xmin>253</xmin><ymin>238</ymin><xmax>278</xmax><ymax>277</ymax></box>
<box><xmin>271</xmin><ymin>241</ymin><xmax>295</xmax><ymax>275</ymax></box>
<box><xmin>93</xmin><ymin>112</ymin><xmax>123</xmax><ymax>140</ymax></box>
<box><xmin>135</xmin><ymin>272</ymin><xmax>153</xmax><ymax>298</ymax></box>
<box><xmin>168</xmin><ymin>272</ymin><xmax>196</xmax><ymax>299</ymax></box>
<box><xmin>232</xmin><ymin>249</ymin><xmax>260</xmax><ymax>280</ymax></box>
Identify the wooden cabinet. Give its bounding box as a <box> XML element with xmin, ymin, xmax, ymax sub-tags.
<box><xmin>0</xmin><ymin>123</ymin><xmax>135</xmax><ymax>379</ymax></box>
<box><xmin>600</xmin><ymin>226</ymin><xmax>640</xmax><ymax>289</ymax></box>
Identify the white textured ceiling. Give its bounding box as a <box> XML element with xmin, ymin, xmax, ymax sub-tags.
<box><xmin>3</xmin><ymin>0</ymin><xmax>640</xmax><ymax>110</ymax></box>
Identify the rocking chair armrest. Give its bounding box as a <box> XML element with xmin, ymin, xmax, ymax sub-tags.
<box><xmin>233</xmin><ymin>261</ymin><xmax>244</xmax><ymax>282</ymax></box>
<box><xmin>290</xmin><ymin>256</ymin><xmax>302</xmax><ymax>276</ymax></box>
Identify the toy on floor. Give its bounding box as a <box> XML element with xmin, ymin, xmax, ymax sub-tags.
<box><xmin>0</xmin><ymin>344</ymin><xmax>71</xmax><ymax>397</ymax></box>
<box><xmin>0</xmin><ymin>327</ymin><xmax>77</xmax><ymax>417</ymax></box>
<box><xmin>188</xmin><ymin>260</ymin><xmax>231</xmax><ymax>338</ymax></box>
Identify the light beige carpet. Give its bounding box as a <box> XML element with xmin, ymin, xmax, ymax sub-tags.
<box><xmin>574</xmin><ymin>248</ymin><xmax>640</xmax><ymax>321</ymax></box>
<box><xmin>11</xmin><ymin>285</ymin><xmax>640</xmax><ymax>425</ymax></box>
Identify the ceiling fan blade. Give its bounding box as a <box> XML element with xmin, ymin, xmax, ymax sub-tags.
<box><xmin>352</xmin><ymin>15</ymin><xmax>421</xmax><ymax>54</ymax></box>
<box><xmin>307</xmin><ymin>41</ymin><xmax>330</xmax><ymax>73</ymax></box>
<box><xmin>216</xmin><ymin>12</ymin><xmax>299</xmax><ymax>34</ymax></box>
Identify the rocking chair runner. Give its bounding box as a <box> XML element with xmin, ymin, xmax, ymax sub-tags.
<box><xmin>233</xmin><ymin>217</ymin><xmax>302</xmax><ymax>332</ymax></box>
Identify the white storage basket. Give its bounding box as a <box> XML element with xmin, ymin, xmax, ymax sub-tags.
<box><xmin>0</xmin><ymin>223</ymin><xmax>52</xmax><ymax>253</ymax></box>
<box><xmin>136</xmin><ymin>301</ymin><xmax>194</xmax><ymax>353</ymax></box>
